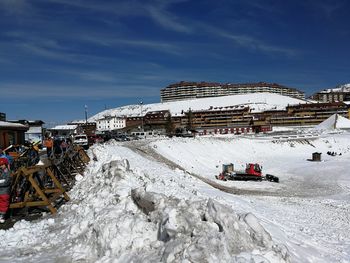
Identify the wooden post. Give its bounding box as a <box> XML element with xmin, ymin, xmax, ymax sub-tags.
<box><xmin>46</xmin><ymin>167</ymin><xmax>70</xmax><ymax>201</ymax></box>
<box><xmin>28</xmin><ymin>174</ymin><xmax>57</xmax><ymax>214</ymax></box>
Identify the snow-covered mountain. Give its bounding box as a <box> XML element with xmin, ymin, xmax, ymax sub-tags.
<box><xmin>89</xmin><ymin>92</ymin><xmax>308</xmax><ymax>121</ymax></box>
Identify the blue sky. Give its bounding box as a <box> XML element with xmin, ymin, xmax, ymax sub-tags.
<box><xmin>0</xmin><ymin>0</ymin><xmax>349</xmax><ymax>126</ymax></box>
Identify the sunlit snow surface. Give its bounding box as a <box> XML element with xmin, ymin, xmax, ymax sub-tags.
<box><xmin>89</xmin><ymin>92</ymin><xmax>307</xmax><ymax>119</ymax></box>
<box><xmin>0</xmin><ymin>130</ymin><xmax>349</xmax><ymax>263</ymax></box>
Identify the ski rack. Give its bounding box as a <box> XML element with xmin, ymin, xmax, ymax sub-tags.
<box><xmin>10</xmin><ymin>164</ymin><xmax>70</xmax><ymax>214</ymax></box>
<box><xmin>9</xmin><ymin>145</ymin><xmax>90</xmax><ymax>215</ymax></box>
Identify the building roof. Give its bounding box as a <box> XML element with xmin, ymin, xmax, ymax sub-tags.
<box><xmin>50</xmin><ymin>125</ymin><xmax>78</xmax><ymax>130</ymax></box>
<box><xmin>7</xmin><ymin>119</ymin><xmax>45</xmax><ymax>125</ymax></box>
<box><xmin>287</xmin><ymin>102</ymin><xmax>346</xmax><ymax>109</ymax></box>
<box><xmin>0</xmin><ymin>121</ymin><xmax>28</xmax><ymax>130</ymax></box>
<box><xmin>69</xmin><ymin>119</ymin><xmax>87</xmax><ymax>124</ymax></box>
<box><xmin>319</xmin><ymin>83</ymin><xmax>350</xmax><ymax>93</ymax></box>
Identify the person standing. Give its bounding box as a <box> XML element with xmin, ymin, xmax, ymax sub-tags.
<box><xmin>0</xmin><ymin>148</ymin><xmax>13</xmax><ymax>166</ymax></box>
<box><xmin>53</xmin><ymin>138</ymin><xmax>62</xmax><ymax>158</ymax></box>
<box><xmin>44</xmin><ymin>137</ymin><xmax>53</xmax><ymax>157</ymax></box>
<box><xmin>60</xmin><ymin>139</ymin><xmax>68</xmax><ymax>153</ymax></box>
<box><xmin>0</xmin><ymin>158</ymin><xmax>11</xmax><ymax>223</ymax></box>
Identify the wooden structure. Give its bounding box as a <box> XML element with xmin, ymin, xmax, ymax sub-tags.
<box><xmin>0</xmin><ymin>121</ymin><xmax>28</xmax><ymax>148</ymax></box>
<box><xmin>10</xmin><ymin>165</ymin><xmax>70</xmax><ymax>214</ymax></box>
<box><xmin>311</xmin><ymin>152</ymin><xmax>322</xmax><ymax>162</ymax></box>
<box><xmin>9</xmin><ymin>145</ymin><xmax>90</xmax><ymax>215</ymax></box>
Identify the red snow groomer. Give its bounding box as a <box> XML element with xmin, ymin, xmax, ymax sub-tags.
<box><xmin>216</xmin><ymin>163</ymin><xmax>279</xmax><ymax>183</ymax></box>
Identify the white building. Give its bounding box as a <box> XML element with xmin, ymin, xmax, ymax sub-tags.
<box><xmin>24</xmin><ymin>120</ymin><xmax>45</xmax><ymax>143</ymax></box>
<box><xmin>96</xmin><ymin>115</ymin><xmax>126</xmax><ymax>132</ymax></box>
<box><xmin>49</xmin><ymin>125</ymin><xmax>78</xmax><ymax>137</ymax></box>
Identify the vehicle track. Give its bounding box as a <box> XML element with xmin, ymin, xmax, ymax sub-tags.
<box><xmin>125</xmin><ymin>141</ymin><xmax>284</xmax><ymax>197</ymax></box>
<box><xmin>124</xmin><ymin>139</ymin><xmax>343</xmax><ymax>198</ymax></box>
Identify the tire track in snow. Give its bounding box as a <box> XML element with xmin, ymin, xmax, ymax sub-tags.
<box><xmin>125</xmin><ymin>140</ymin><xmax>284</xmax><ymax>197</ymax></box>
<box><xmin>124</xmin><ymin>139</ymin><xmax>343</xmax><ymax>198</ymax></box>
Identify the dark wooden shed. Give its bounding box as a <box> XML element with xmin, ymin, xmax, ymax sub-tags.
<box><xmin>312</xmin><ymin>152</ymin><xmax>322</xmax><ymax>162</ymax></box>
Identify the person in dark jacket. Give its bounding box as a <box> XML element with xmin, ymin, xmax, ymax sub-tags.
<box><xmin>53</xmin><ymin>138</ymin><xmax>63</xmax><ymax>157</ymax></box>
<box><xmin>0</xmin><ymin>157</ymin><xmax>11</xmax><ymax>223</ymax></box>
<box><xmin>44</xmin><ymin>137</ymin><xmax>53</xmax><ymax>157</ymax></box>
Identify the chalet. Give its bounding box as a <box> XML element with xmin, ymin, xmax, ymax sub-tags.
<box><xmin>0</xmin><ymin>120</ymin><xmax>28</xmax><ymax>148</ymax></box>
<box><xmin>144</xmin><ymin>110</ymin><xmax>170</xmax><ymax>126</ymax></box>
<box><xmin>69</xmin><ymin>120</ymin><xmax>97</xmax><ymax>135</ymax></box>
<box><xmin>8</xmin><ymin>120</ymin><xmax>45</xmax><ymax>143</ymax></box>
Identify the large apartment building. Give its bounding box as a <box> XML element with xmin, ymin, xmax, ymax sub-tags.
<box><xmin>160</xmin><ymin>81</ymin><xmax>305</xmax><ymax>102</ymax></box>
<box><xmin>311</xmin><ymin>84</ymin><xmax>350</xmax><ymax>102</ymax></box>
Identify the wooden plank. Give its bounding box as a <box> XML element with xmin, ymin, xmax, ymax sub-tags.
<box><xmin>46</xmin><ymin>168</ymin><xmax>70</xmax><ymax>201</ymax></box>
<box><xmin>28</xmin><ymin>174</ymin><xmax>57</xmax><ymax>214</ymax></box>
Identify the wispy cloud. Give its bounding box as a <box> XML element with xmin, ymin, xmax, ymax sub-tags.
<box><xmin>207</xmin><ymin>27</ymin><xmax>298</xmax><ymax>57</ymax></box>
<box><xmin>42</xmin><ymin>0</ymin><xmax>192</xmax><ymax>33</ymax></box>
<box><xmin>78</xmin><ymin>34</ymin><xmax>182</xmax><ymax>55</ymax></box>
<box><xmin>0</xmin><ymin>0</ymin><xmax>33</xmax><ymax>15</ymax></box>
<box><xmin>226</xmin><ymin>33</ymin><xmax>297</xmax><ymax>56</ymax></box>
<box><xmin>144</xmin><ymin>1</ymin><xmax>192</xmax><ymax>33</ymax></box>
<box><xmin>17</xmin><ymin>42</ymin><xmax>76</xmax><ymax>62</ymax></box>
<box><xmin>243</xmin><ymin>0</ymin><xmax>284</xmax><ymax>15</ymax></box>
<box><xmin>1</xmin><ymin>82</ymin><xmax>159</xmax><ymax>99</ymax></box>
<box><xmin>1</xmin><ymin>32</ymin><xmax>179</xmax><ymax>68</ymax></box>
<box><xmin>3</xmin><ymin>0</ymin><xmax>293</xmax><ymax>58</ymax></box>
<box><xmin>0</xmin><ymin>57</ymin><xmax>14</xmax><ymax>65</ymax></box>
<box><xmin>305</xmin><ymin>0</ymin><xmax>346</xmax><ymax>19</ymax></box>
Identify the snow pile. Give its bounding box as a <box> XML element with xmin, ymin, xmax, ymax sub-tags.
<box><xmin>314</xmin><ymin>114</ymin><xmax>350</xmax><ymax>130</ymax></box>
<box><xmin>1</xmin><ymin>133</ymin><xmax>350</xmax><ymax>262</ymax></box>
<box><xmin>131</xmin><ymin>188</ymin><xmax>289</xmax><ymax>262</ymax></box>
<box><xmin>0</xmin><ymin>142</ymin><xmax>289</xmax><ymax>262</ymax></box>
<box><xmin>151</xmin><ymin>133</ymin><xmax>350</xmax><ymax>262</ymax></box>
<box><xmin>89</xmin><ymin>92</ymin><xmax>307</xmax><ymax>120</ymax></box>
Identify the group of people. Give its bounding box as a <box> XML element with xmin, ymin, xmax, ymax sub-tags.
<box><xmin>44</xmin><ymin>137</ymin><xmax>71</xmax><ymax>158</ymax></box>
<box><xmin>0</xmin><ymin>149</ymin><xmax>12</xmax><ymax>224</ymax></box>
<box><xmin>327</xmin><ymin>151</ymin><xmax>342</xmax><ymax>156</ymax></box>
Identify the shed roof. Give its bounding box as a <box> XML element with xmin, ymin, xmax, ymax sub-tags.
<box><xmin>0</xmin><ymin>121</ymin><xmax>28</xmax><ymax>130</ymax></box>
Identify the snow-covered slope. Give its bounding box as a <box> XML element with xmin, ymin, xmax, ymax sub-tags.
<box><xmin>89</xmin><ymin>93</ymin><xmax>307</xmax><ymax>120</ymax></box>
<box><xmin>0</xmin><ymin>141</ymin><xmax>290</xmax><ymax>262</ymax></box>
<box><xmin>151</xmin><ymin>133</ymin><xmax>350</xmax><ymax>262</ymax></box>
<box><xmin>315</xmin><ymin>114</ymin><xmax>350</xmax><ymax>130</ymax></box>
<box><xmin>1</xmin><ymin>131</ymin><xmax>349</xmax><ymax>262</ymax></box>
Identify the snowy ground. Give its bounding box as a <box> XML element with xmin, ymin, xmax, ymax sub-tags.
<box><xmin>0</xmin><ymin>130</ymin><xmax>349</xmax><ymax>262</ymax></box>
<box><xmin>151</xmin><ymin>131</ymin><xmax>350</xmax><ymax>262</ymax></box>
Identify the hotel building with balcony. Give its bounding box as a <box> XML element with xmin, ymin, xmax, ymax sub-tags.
<box><xmin>160</xmin><ymin>81</ymin><xmax>305</xmax><ymax>102</ymax></box>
